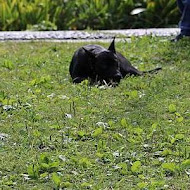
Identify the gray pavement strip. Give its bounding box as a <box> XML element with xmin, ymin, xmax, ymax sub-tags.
<box><xmin>0</xmin><ymin>28</ymin><xmax>179</xmax><ymax>42</ymax></box>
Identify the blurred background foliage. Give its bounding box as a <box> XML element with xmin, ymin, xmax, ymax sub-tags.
<box><xmin>0</xmin><ymin>0</ymin><xmax>180</xmax><ymax>31</ymax></box>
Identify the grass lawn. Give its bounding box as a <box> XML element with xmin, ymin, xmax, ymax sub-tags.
<box><xmin>0</xmin><ymin>37</ymin><xmax>190</xmax><ymax>189</ymax></box>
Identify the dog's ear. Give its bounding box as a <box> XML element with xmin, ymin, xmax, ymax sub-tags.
<box><xmin>108</xmin><ymin>37</ymin><xmax>116</xmax><ymax>54</ymax></box>
<box><xmin>82</xmin><ymin>47</ymin><xmax>96</xmax><ymax>58</ymax></box>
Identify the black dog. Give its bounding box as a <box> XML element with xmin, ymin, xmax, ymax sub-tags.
<box><xmin>69</xmin><ymin>38</ymin><xmax>161</xmax><ymax>84</ymax></box>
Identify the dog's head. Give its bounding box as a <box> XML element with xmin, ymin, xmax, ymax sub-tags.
<box><xmin>83</xmin><ymin>38</ymin><xmax>122</xmax><ymax>84</ymax></box>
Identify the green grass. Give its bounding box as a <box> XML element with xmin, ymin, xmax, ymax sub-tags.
<box><xmin>0</xmin><ymin>37</ymin><xmax>190</xmax><ymax>189</ymax></box>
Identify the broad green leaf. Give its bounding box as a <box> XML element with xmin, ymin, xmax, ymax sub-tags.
<box><xmin>151</xmin><ymin>180</ymin><xmax>165</xmax><ymax>188</ymax></box>
<box><xmin>92</xmin><ymin>127</ymin><xmax>103</xmax><ymax>137</ymax></box>
<box><xmin>137</xmin><ymin>182</ymin><xmax>147</xmax><ymax>189</ymax></box>
<box><xmin>161</xmin><ymin>162</ymin><xmax>178</xmax><ymax>173</ymax></box>
<box><xmin>175</xmin><ymin>134</ymin><xmax>184</xmax><ymax>140</ymax></box>
<box><xmin>133</xmin><ymin>127</ymin><xmax>143</xmax><ymax>135</ymax></box>
<box><xmin>49</xmin><ymin>161</ymin><xmax>59</xmax><ymax>169</ymax></box>
<box><xmin>152</xmin><ymin>123</ymin><xmax>158</xmax><ymax>130</ymax></box>
<box><xmin>27</xmin><ymin>164</ymin><xmax>39</xmax><ymax>179</ymax></box>
<box><xmin>40</xmin><ymin>154</ymin><xmax>49</xmax><ymax>164</ymax></box>
<box><xmin>176</xmin><ymin>116</ymin><xmax>183</xmax><ymax>122</ymax></box>
<box><xmin>131</xmin><ymin>161</ymin><xmax>142</xmax><ymax>173</ymax></box>
<box><xmin>78</xmin><ymin>130</ymin><xmax>86</xmax><ymax>137</ymax></box>
<box><xmin>161</xmin><ymin>149</ymin><xmax>172</xmax><ymax>156</ymax></box>
<box><xmin>169</xmin><ymin>104</ymin><xmax>176</xmax><ymax>113</ymax></box>
<box><xmin>40</xmin><ymin>163</ymin><xmax>49</xmax><ymax>170</ymax></box>
<box><xmin>52</xmin><ymin>173</ymin><xmax>61</xmax><ymax>187</ymax></box>
<box><xmin>96</xmin><ymin>152</ymin><xmax>104</xmax><ymax>158</ymax></box>
<box><xmin>33</xmin><ymin>130</ymin><xmax>41</xmax><ymax>137</ymax></box>
<box><xmin>40</xmin><ymin>172</ymin><xmax>48</xmax><ymax>178</ymax></box>
<box><xmin>117</xmin><ymin>162</ymin><xmax>127</xmax><ymax>170</ymax></box>
<box><xmin>131</xmin><ymin>90</ymin><xmax>138</xmax><ymax>98</ymax></box>
<box><xmin>121</xmin><ymin>118</ymin><xmax>127</xmax><ymax>127</ymax></box>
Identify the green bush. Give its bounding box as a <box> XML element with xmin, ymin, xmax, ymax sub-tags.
<box><xmin>141</xmin><ymin>0</ymin><xmax>180</xmax><ymax>28</ymax></box>
<box><xmin>0</xmin><ymin>0</ymin><xmax>61</xmax><ymax>30</ymax></box>
<box><xmin>0</xmin><ymin>0</ymin><xmax>180</xmax><ymax>31</ymax></box>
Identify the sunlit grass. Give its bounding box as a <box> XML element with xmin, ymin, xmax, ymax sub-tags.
<box><xmin>0</xmin><ymin>37</ymin><xmax>190</xmax><ymax>189</ymax></box>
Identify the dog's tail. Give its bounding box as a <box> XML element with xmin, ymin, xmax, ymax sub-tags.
<box><xmin>142</xmin><ymin>67</ymin><xmax>162</xmax><ymax>75</ymax></box>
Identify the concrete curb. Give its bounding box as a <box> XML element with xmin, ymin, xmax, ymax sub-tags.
<box><xmin>0</xmin><ymin>28</ymin><xmax>179</xmax><ymax>42</ymax></box>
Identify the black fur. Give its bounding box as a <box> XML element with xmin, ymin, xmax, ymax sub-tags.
<box><xmin>69</xmin><ymin>38</ymin><xmax>161</xmax><ymax>84</ymax></box>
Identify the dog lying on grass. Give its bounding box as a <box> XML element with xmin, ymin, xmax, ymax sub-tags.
<box><xmin>69</xmin><ymin>38</ymin><xmax>161</xmax><ymax>85</ymax></box>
